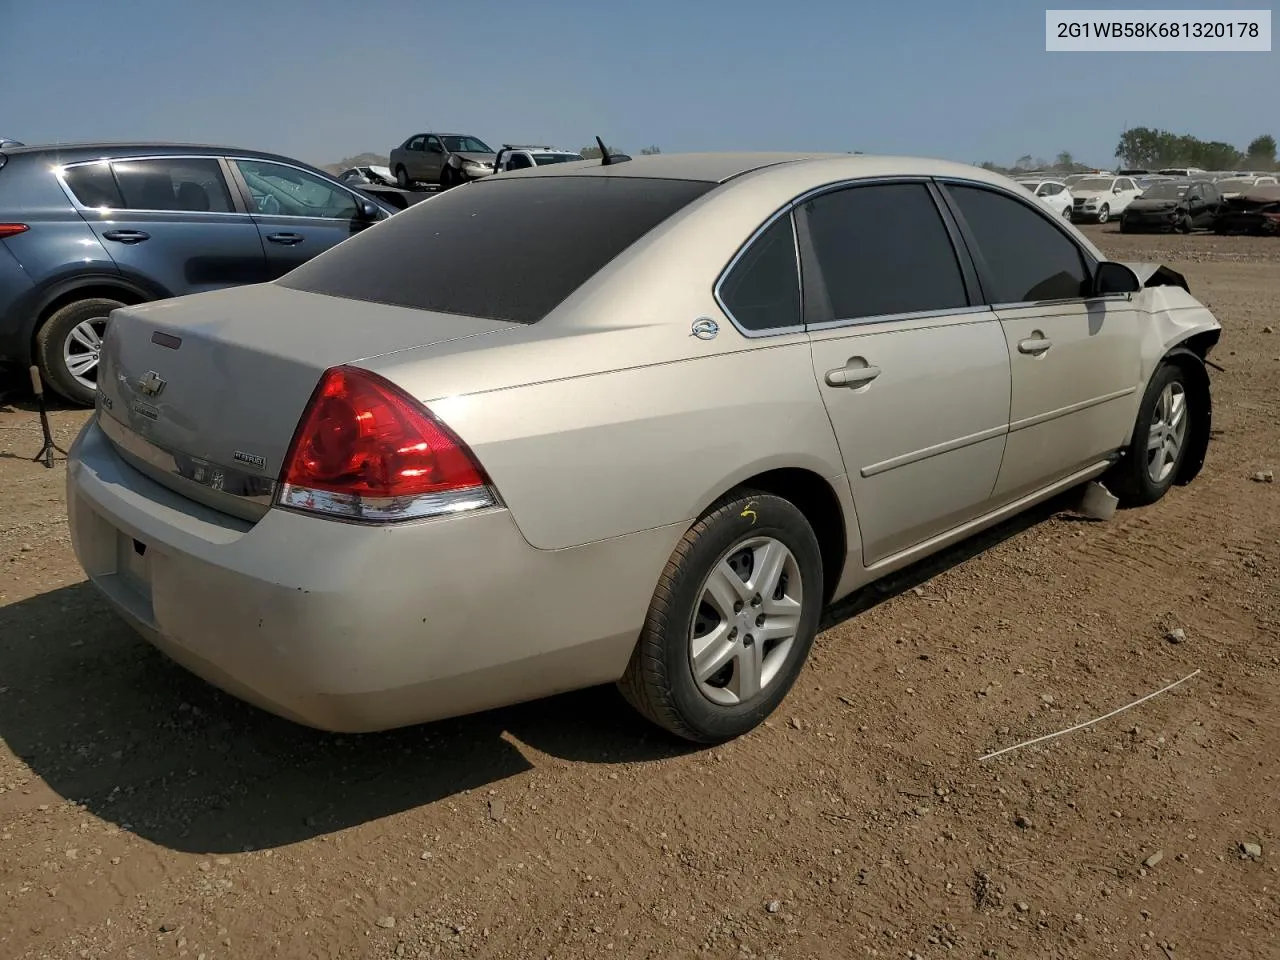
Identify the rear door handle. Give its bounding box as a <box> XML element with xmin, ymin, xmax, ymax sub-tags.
<box><xmin>102</xmin><ymin>230</ymin><xmax>150</xmax><ymax>244</ymax></box>
<box><xmin>1018</xmin><ymin>336</ymin><xmax>1052</xmax><ymax>355</ymax></box>
<box><xmin>266</xmin><ymin>232</ymin><xmax>304</xmax><ymax>245</ymax></box>
<box><xmin>824</xmin><ymin>363</ymin><xmax>882</xmax><ymax>388</ymax></box>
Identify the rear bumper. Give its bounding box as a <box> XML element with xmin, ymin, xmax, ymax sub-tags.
<box><xmin>66</xmin><ymin>417</ymin><xmax>678</xmax><ymax>732</ymax></box>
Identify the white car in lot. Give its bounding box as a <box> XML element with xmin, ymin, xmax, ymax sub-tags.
<box><xmin>1069</xmin><ymin>176</ymin><xmax>1144</xmax><ymax>223</ymax></box>
<box><xmin>1015</xmin><ymin>177</ymin><xmax>1074</xmax><ymax>219</ymax></box>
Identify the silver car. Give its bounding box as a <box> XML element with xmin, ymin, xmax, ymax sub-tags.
<box><xmin>66</xmin><ymin>153</ymin><xmax>1221</xmax><ymax>743</ymax></box>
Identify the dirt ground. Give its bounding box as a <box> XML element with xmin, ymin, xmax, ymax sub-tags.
<box><xmin>1</xmin><ymin>225</ymin><xmax>1278</xmax><ymax>960</ymax></box>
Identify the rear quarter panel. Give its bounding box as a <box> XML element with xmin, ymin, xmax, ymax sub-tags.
<box><xmin>423</xmin><ymin>340</ymin><xmax>848</xmax><ymax>550</ymax></box>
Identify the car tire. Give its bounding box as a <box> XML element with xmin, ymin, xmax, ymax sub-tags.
<box><xmin>395</xmin><ymin>166</ymin><xmax>411</xmax><ymax>189</ymax></box>
<box><xmin>617</xmin><ymin>490</ymin><xmax>824</xmax><ymax>744</ymax></box>
<box><xmin>1119</xmin><ymin>219</ymin><xmax>1131</xmax><ymax>233</ymax></box>
<box><xmin>1062</xmin><ymin>206</ymin><xmax>1072</xmax><ymax>219</ymax></box>
<box><xmin>1096</xmin><ymin>204</ymin><xmax>1110</xmax><ymax>224</ymax></box>
<box><xmin>34</xmin><ymin>297</ymin><xmax>125</xmax><ymax>407</ymax></box>
<box><xmin>1105</xmin><ymin>362</ymin><xmax>1193</xmax><ymax>508</ymax></box>
<box><xmin>440</xmin><ymin>166</ymin><xmax>457</xmax><ymax>189</ymax></box>
<box><xmin>1178</xmin><ymin>214</ymin><xmax>1193</xmax><ymax>234</ymax></box>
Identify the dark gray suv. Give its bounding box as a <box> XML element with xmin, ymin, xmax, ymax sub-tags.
<box><xmin>0</xmin><ymin>142</ymin><xmax>393</xmax><ymax>405</ymax></box>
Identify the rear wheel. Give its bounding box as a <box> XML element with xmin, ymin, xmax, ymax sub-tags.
<box><xmin>618</xmin><ymin>491</ymin><xmax>824</xmax><ymax>743</ymax></box>
<box><xmin>34</xmin><ymin>297</ymin><xmax>125</xmax><ymax>406</ymax></box>
<box><xmin>1105</xmin><ymin>362</ymin><xmax>1192</xmax><ymax>507</ymax></box>
<box><xmin>395</xmin><ymin>165</ymin><xmax>411</xmax><ymax>188</ymax></box>
<box><xmin>1062</xmin><ymin>205</ymin><xmax>1072</xmax><ymax>219</ymax></box>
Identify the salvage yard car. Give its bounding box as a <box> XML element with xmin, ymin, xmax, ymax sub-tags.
<box><xmin>388</xmin><ymin>133</ymin><xmax>496</xmax><ymax>189</ymax></box>
<box><xmin>1120</xmin><ymin>179</ymin><xmax>1222</xmax><ymax>233</ymax></box>
<box><xmin>0</xmin><ymin>141</ymin><xmax>394</xmax><ymax>405</ymax></box>
<box><xmin>1069</xmin><ymin>175</ymin><xmax>1143</xmax><ymax>223</ymax></box>
<box><xmin>66</xmin><ymin>152</ymin><xmax>1222</xmax><ymax>743</ymax></box>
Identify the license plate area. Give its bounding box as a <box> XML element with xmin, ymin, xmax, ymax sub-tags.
<box><xmin>115</xmin><ymin>529</ymin><xmax>152</xmax><ymax>601</ymax></box>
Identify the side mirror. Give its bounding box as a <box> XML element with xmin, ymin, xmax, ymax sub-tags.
<box><xmin>356</xmin><ymin>199</ymin><xmax>380</xmax><ymax>220</ymax></box>
<box><xmin>1093</xmin><ymin>261</ymin><xmax>1141</xmax><ymax>296</ymax></box>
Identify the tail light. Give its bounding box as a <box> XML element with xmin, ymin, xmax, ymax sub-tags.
<box><xmin>276</xmin><ymin>365</ymin><xmax>499</xmax><ymax>522</ymax></box>
<box><xmin>0</xmin><ymin>224</ymin><xmax>29</xmax><ymax>238</ymax></box>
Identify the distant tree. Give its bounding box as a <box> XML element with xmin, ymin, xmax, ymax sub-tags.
<box><xmin>324</xmin><ymin>152</ymin><xmax>389</xmax><ymax>174</ymax></box>
<box><xmin>580</xmin><ymin>144</ymin><xmax>622</xmax><ymax>159</ymax></box>
<box><xmin>639</xmin><ymin>145</ymin><xmax>662</xmax><ymax>155</ymax></box>
<box><xmin>1116</xmin><ymin>126</ymin><xmax>1246</xmax><ymax>170</ymax></box>
<box><xmin>1246</xmin><ymin>134</ymin><xmax>1277</xmax><ymax>168</ymax></box>
<box><xmin>1054</xmin><ymin>151</ymin><xmax>1074</xmax><ymax>170</ymax></box>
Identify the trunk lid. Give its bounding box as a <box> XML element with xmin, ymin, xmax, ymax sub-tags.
<box><xmin>96</xmin><ymin>283</ymin><xmax>517</xmax><ymax>521</ymax></box>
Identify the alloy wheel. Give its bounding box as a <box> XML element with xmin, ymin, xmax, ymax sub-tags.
<box><xmin>1146</xmin><ymin>380</ymin><xmax>1188</xmax><ymax>485</ymax></box>
<box><xmin>62</xmin><ymin>316</ymin><xmax>108</xmax><ymax>393</ymax></box>
<box><xmin>688</xmin><ymin>537</ymin><xmax>803</xmax><ymax>706</ymax></box>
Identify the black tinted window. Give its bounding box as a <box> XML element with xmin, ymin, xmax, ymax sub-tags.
<box><xmin>279</xmin><ymin>176</ymin><xmax>715</xmax><ymax>324</ymax></box>
<box><xmin>63</xmin><ymin>161</ymin><xmax>124</xmax><ymax>207</ymax></box>
<box><xmin>111</xmin><ymin>158</ymin><xmax>234</xmax><ymax>213</ymax></box>
<box><xmin>718</xmin><ymin>214</ymin><xmax>801</xmax><ymax>332</ymax></box>
<box><xmin>800</xmin><ymin>183</ymin><xmax>968</xmax><ymax>322</ymax></box>
<box><xmin>946</xmin><ymin>184</ymin><xmax>1089</xmax><ymax>303</ymax></box>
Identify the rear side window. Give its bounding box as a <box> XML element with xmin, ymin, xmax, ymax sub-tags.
<box><xmin>799</xmin><ymin>182</ymin><xmax>969</xmax><ymax>323</ymax></box>
<box><xmin>279</xmin><ymin>176</ymin><xmax>716</xmax><ymax>324</ymax></box>
<box><xmin>111</xmin><ymin>158</ymin><xmax>234</xmax><ymax>213</ymax></box>
<box><xmin>717</xmin><ymin>214</ymin><xmax>801</xmax><ymax>332</ymax></box>
<box><xmin>63</xmin><ymin>161</ymin><xmax>125</xmax><ymax>207</ymax></box>
<box><xmin>945</xmin><ymin>183</ymin><xmax>1089</xmax><ymax>303</ymax></box>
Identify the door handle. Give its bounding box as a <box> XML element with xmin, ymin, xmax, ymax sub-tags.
<box><xmin>1018</xmin><ymin>336</ymin><xmax>1052</xmax><ymax>355</ymax></box>
<box><xmin>266</xmin><ymin>232</ymin><xmax>304</xmax><ymax>245</ymax></box>
<box><xmin>102</xmin><ymin>230</ymin><xmax>150</xmax><ymax>244</ymax></box>
<box><xmin>825</xmin><ymin>362</ymin><xmax>882</xmax><ymax>388</ymax></box>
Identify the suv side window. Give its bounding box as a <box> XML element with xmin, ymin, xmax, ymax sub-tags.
<box><xmin>62</xmin><ymin>161</ymin><xmax>126</xmax><ymax>208</ymax></box>
<box><xmin>718</xmin><ymin>213</ymin><xmax>801</xmax><ymax>333</ymax></box>
<box><xmin>798</xmin><ymin>182</ymin><xmax>969</xmax><ymax>323</ymax></box>
<box><xmin>109</xmin><ymin>157</ymin><xmax>234</xmax><ymax>213</ymax></box>
<box><xmin>945</xmin><ymin>183</ymin><xmax>1089</xmax><ymax>303</ymax></box>
<box><xmin>507</xmin><ymin>152</ymin><xmax>534</xmax><ymax>170</ymax></box>
<box><xmin>233</xmin><ymin>159</ymin><xmax>358</xmax><ymax>219</ymax></box>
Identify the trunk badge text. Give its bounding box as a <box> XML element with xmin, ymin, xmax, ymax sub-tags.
<box><xmin>137</xmin><ymin>370</ymin><xmax>166</xmax><ymax>397</ymax></box>
<box><xmin>233</xmin><ymin>450</ymin><xmax>268</xmax><ymax>471</ymax></box>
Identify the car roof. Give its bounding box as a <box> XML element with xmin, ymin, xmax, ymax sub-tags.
<box><xmin>498</xmin><ymin>151</ymin><xmax>1039</xmax><ymax>186</ymax></box>
<box><xmin>0</xmin><ymin>140</ymin><xmax>320</xmax><ymax>169</ymax></box>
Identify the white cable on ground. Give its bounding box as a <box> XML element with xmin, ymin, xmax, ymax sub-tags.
<box><xmin>978</xmin><ymin>668</ymin><xmax>1202</xmax><ymax>762</ymax></box>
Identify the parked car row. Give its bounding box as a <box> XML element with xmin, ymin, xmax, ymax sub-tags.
<box><xmin>387</xmin><ymin>132</ymin><xmax>590</xmax><ymax>189</ymax></box>
<box><xmin>0</xmin><ymin>142</ymin><xmax>397</xmax><ymax>404</ymax></box>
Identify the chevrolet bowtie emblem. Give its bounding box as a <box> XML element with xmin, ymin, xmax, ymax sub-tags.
<box><xmin>137</xmin><ymin>370</ymin><xmax>166</xmax><ymax>397</ymax></box>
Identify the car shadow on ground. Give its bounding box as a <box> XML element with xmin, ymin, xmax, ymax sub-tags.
<box><xmin>0</xmin><ymin>492</ymin><xmax>1078</xmax><ymax>855</ymax></box>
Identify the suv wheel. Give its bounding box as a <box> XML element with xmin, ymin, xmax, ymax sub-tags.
<box><xmin>35</xmin><ymin>297</ymin><xmax>125</xmax><ymax>406</ymax></box>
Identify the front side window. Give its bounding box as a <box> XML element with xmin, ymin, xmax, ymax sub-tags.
<box><xmin>109</xmin><ymin>157</ymin><xmax>234</xmax><ymax>213</ymax></box>
<box><xmin>718</xmin><ymin>214</ymin><xmax>801</xmax><ymax>332</ymax></box>
<box><xmin>945</xmin><ymin>183</ymin><xmax>1089</xmax><ymax>303</ymax></box>
<box><xmin>799</xmin><ymin>182</ymin><xmax>969</xmax><ymax>323</ymax></box>
<box><xmin>233</xmin><ymin>160</ymin><xmax>357</xmax><ymax>219</ymax></box>
<box><xmin>278</xmin><ymin>175</ymin><xmax>715</xmax><ymax>324</ymax></box>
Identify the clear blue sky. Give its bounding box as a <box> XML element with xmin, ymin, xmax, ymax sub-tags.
<box><xmin>1</xmin><ymin>0</ymin><xmax>1273</xmax><ymax>168</ymax></box>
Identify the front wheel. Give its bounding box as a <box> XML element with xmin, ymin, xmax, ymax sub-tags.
<box><xmin>617</xmin><ymin>491</ymin><xmax>824</xmax><ymax>743</ymax></box>
<box><xmin>1178</xmin><ymin>214</ymin><xmax>1193</xmax><ymax>234</ymax></box>
<box><xmin>1105</xmin><ymin>362</ymin><xmax>1193</xmax><ymax>507</ymax></box>
<box><xmin>34</xmin><ymin>297</ymin><xmax>125</xmax><ymax>406</ymax></box>
<box><xmin>1096</xmin><ymin>204</ymin><xmax>1111</xmax><ymax>224</ymax></box>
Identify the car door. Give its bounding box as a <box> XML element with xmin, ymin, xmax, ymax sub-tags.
<box><xmin>939</xmin><ymin>181</ymin><xmax>1142</xmax><ymax>503</ymax></box>
<box><xmin>1113</xmin><ymin>177</ymin><xmax>1140</xmax><ymax>213</ymax></box>
<box><xmin>1191</xmin><ymin>183</ymin><xmax>1220</xmax><ymax>226</ymax></box>
<box><xmin>421</xmin><ymin>136</ymin><xmax>446</xmax><ymax>182</ymax></box>
<box><xmin>65</xmin><ymin>155</ymin><xmax>267</xmax><ymax>296</ymax></box>
<box><xmin>797</xmin><ymin>180</ymin><xmax>1012</xmax><ymax>566</ymax></box>
<box><xmin>228</xmin><ymin>158</ymin><xmax>382</xmax><ymax>278</ymax></box>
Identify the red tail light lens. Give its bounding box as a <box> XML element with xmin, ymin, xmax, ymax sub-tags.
<box><xmin>277</xmin><ymin>365</ymin><xmax>498</xmax><ymax>522</ymax></box>
<box><xmin>0</xmin><ymin>223</ymin><xmax>29</xmax><ymax>238</ymax></box>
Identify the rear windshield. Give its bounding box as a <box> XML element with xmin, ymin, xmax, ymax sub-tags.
<box><xmin>278</xmin><ymin>175</ymin><xmax>716</xmax><ymax>324</ymax></box>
